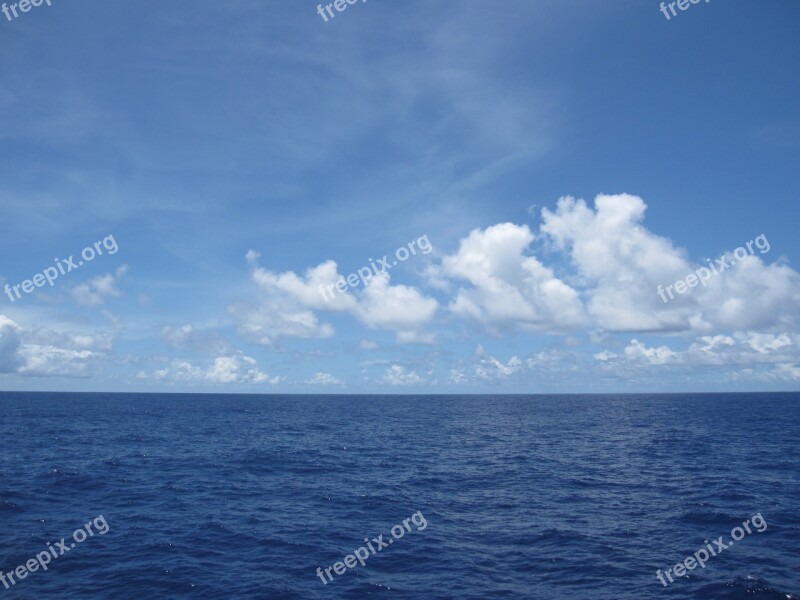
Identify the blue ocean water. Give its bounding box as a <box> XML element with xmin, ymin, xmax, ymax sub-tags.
<box><xmin>0</xmin><ymin>393</ymin><xmax>798</xmax><ymax>599</ymax></box>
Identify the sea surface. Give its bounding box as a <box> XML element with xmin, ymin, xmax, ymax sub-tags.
<box><xmin>0</xmin><ymin>392</ymin><xmax>798</xmax><ymax>599</ymax></box>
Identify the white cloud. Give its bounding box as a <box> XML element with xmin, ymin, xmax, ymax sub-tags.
<box><xmin>686</xmin><ymin>332</ymin><xmax>800</xmax><ymax>366</ymax></box>
<box><xmin>228</xmin><ymin>252</ymin><xmax>350</xmax><ymax>346</ymax></box>
<box><xmin>215</xmin><ymin>198</ymin><xmax>800</xmax><ymax>387</ymax></box>
<box><xmin>623</xmin><ymin>339</ymin><xmax>679</xmax><ymax>365</ymax></box>
<box><xmin>770</xmin><ymin>363</ymin><xmax>800</xmax><ymax>381</ymax></box>
<box><xmin>383</xmin><ymin>365</ymin><xmax>425</xmax><ymax>385</ymax></box>
<box><xmin>305</xmin><ymin>371</ymin><xmax>344</xmax><ymax>385</ymax></box>
<box><xmin>540</xmin><ymin>194</ymin><xmax>800</xmax><ymax>333</ymax></box>
<box><xmin>206</xmin><ymin>355</ymin><xmax>274</xmax><ymax>384</ymax></box>
<box><xmin>354</xmin><ymin>273</ymin><xmax>438</xmax><ymax>342</ymax></box>
<box><xmin>595</xmin><ymin>331</ymin><xmax>800</xmax><ymax>370</ymax></box>
<box><xmin>593</xmin><ymin>350</ymin><xmax>617</xmax><ymax>362</ymax></box>
<box><xmin>230</xmin><ymin>299</ymin><xmax>334</xmax><ymax>347</ymax></box>
<box><xmin>435</xmin><ymin>222</ymin><xmax>585</xmax><ymax>334</ymax></box>
<box><xmin>0</xmin><ymin>314</ymin><xmax>110</xmax><ymax>377</ymax></box>
<box><xmin>72</xmin><ymin>265</ymin><xmax>128</xmax><ymax>307</ymax></box>
<box><xmin>448</xmin><ymin>368</ymin><xmax>467</xmax><ymax>383</ymax></box>
<box><xmin>473</xmin><ymin>345</ymin><xmax>523</xmax><ymax>379</ymax></box>
<box><xmin>145</xmin><ymin>353</ymin><xmax>280</xmax><ymax>385</ymax></box>
<box><xmin>18</xmin><ymin>346</ymin><xmax>95</xmax><ymax>376</ymax></box>
<box><xmin>232</xmin><ymin>252</ymin><xmax>437</xmax><ymax>346</ymax></box>
<box><xmin>247</xmin><ymin>251</ymin><xmax>356</xmax><ymax>312</ymax></box>
<box><xmin>744</xmin><ymin>332</ymin><xmax>792</xmax><ymax>354</ymax></box>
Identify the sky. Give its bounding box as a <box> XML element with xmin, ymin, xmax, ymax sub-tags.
<box><xmin>1</xmin><ymin>0</ymin><xmax>799</xmax><ymax>393</ymax></box>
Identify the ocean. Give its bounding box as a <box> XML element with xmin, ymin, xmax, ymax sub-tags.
<box><xmin>1</xmin><ymin>392</ymin><xmax>798</xmax><ymax>599</ymax></box>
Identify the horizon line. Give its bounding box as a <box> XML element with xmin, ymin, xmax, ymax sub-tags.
<box><xmin>0</xmin><ymin>390</ymin><xmax>798</xmax><ymax>397</ymax></box>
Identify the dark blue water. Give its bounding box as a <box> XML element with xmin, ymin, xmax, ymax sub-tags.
<box><xmin>1</xmin><ymin>393</ymin><xmax>798</xmax><ymax>599</ymax></box>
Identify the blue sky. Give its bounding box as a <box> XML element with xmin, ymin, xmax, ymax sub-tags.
<box><xmin>1</xmin><ymin>0</ymin><xmax>799</xmax><ymax>392</ymax></box>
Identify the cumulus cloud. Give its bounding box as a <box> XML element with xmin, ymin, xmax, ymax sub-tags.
<box><xmin>0</xmin><ymin>314</ymin><xmax>110</xmax><ymax>376</ymax></box>
<box><xmin>540</xmin><ymin>194</ymin><xmax>800</xmax><ymax>333</ymax></box>
<box><xmin>18</xmin><ymin>347</ymin><xmax>95</xmax><ymax>377</ymax></box>
<box><xmin>305</xmin><ymin>371</ymin><xmax>344</xmax><ymax>385</ymax></box>
<box><xmin>353</xmin><ymin>273</ymin><xmax>438</xmax><ymax>342</ymax></box>
<box><xmin>146</xmin><ymin>352</ymin><xmax>280</xmax><ymax>384</ymax></box>
<box><xmin>383</xmin><ymin>365</ymin><xmax>425</xmax><ymax>385</ymax></box>
<box><xmin>213</xmin><ymin>197</ymin><xmax>800</xmax><ymax>387</ymax></box>
<box><xmin>473</xmin><ymin>344</ymin><xmax>523</xmax><ymax>379</ymax></box>
<box><xmin>247</xmin><ymin>250</ymin><xmax>356</xmax><ymax>312</ymax></box>
<box><xmin>595</xmin><ymin>331</ymin><xmax>800</xmax><ymax>370</ymax></box>
<box><xmin>623</xmin><ymin>339</ymin><xmax>679</xmax><ymax>365</ymax></box>
<box><xmin>423</xmin><ymin>193</ymin><xmax>799</xmax><ymax>341</ymax></box>
<box><xmin>228</xmin><ymin>251</ymin><xmax>355</xmax><ymax>346</ymax></box>
<box><xmin>433</xmin><ymin>222</ymin><xmax>585</xmax><ymax>334</ymax></box>
<box><xmin>232</xmin><ymin>251</ymin><xmax>437</xmax><ymax>346</ymax></box>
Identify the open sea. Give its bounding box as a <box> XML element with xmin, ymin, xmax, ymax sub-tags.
<box><xmin>0</xmin><ymin>392</ymin><xmax>798</xmax><ymax>599</ymax></box>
